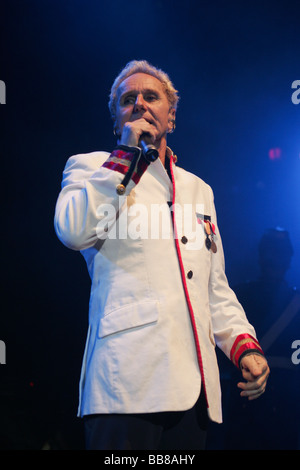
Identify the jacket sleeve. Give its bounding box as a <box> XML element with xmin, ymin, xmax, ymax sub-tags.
<box><xmin>54</xmin><ymin>147</ymin><xmax>149</xmax><ymax>251</ymax></box>
<box><xmin>207</xmin><ymin>186</ymin><xmax>264</xmax><ymax>368</ymax></box>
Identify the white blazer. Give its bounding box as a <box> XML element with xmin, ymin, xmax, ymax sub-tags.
<box><xmin>54</xmin><ymin>148</ymin><xmax>262</xmax><ymax>423</ymax></box>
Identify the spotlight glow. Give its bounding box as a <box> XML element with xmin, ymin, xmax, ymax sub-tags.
<box><xmin>268</xmin><ymin>148</ymin><xmax>282</xmax><ymax>160</ymax></box>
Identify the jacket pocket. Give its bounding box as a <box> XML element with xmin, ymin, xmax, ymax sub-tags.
<box><xmin>98</xmin><ymin>300</ymin><xmax>159</xmax><ymax>338</ymax></box>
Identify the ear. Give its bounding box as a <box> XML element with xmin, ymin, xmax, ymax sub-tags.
<box><xmin>113</xmin><ymin>123</ymin><xmax>121</xmax><ymax>138</ymax></box>
<box><xmin>167</xmin><ymin>107</ymin><xmax>176</xmax><ymax>133</ymax></box>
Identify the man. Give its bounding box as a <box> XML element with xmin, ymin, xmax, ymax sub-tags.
<box><xmin>54</xmin><ymin>60</ymin><xmax>269</xmax><ymax>450</ymax></box>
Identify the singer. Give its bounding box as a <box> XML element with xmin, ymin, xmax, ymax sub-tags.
<box><xmin>54</xmin><ymin>60</ymin><xmax>269</xmax><ymax>450</ymax></box>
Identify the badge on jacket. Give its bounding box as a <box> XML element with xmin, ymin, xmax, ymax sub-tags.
<box><xmin>196</xmin><ymin>213</ymin><xmax>217</xmax><ymax>253</ymax></box>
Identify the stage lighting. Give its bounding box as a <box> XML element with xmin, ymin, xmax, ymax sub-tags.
<box><xmin>268</xmin><ymin>148</ymin><xmax>281</xmax><ymax>160</ymax></box>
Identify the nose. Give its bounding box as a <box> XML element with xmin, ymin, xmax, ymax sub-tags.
<box><xmin>133</xmin><ymin>94</ymin><xmax>146</xmax><ymax>113</ymax></box>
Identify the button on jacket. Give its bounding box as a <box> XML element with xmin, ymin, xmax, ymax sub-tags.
<box><xmin>54</xmin><ymin>148</ymin><xmax>264</xmax><ymax>423</ymax></box>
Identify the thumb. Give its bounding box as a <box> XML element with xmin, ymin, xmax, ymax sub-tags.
<box><xmin>240</xmin><ymin>354</ymin><xmax>265</xmax><ymax>381</ymax></box>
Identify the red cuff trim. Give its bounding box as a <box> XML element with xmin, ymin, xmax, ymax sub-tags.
<box><xmin>107</xmin><ymin>149</ymin><xmax>137</xmax><ymax>163</ymax></box>
<box><xmin>102</xmin><ymin>149</ymin><xmax>149</xmax><ymax>185</ymax></box>
<box><xmin>102</xmin><ymin>160</ymin><xmax>128</xmax><ymax>176</ymax></box>
<box><xmin>133</xmin><ymin>156</ymin><xmax>149</xmax><ymax>183</ymax></box>
<box><xmin>230</xmin><ymin>334</ymin><xmax>264</xmax><ymax>368</ymax></box>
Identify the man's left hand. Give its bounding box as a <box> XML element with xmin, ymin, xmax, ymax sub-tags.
<box><xmin>238</xmin><ymin>354</ymin><xmax>270</xmax><ymax>400</ymax></box>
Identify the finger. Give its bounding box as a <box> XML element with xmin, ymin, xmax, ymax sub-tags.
<box><xmin>131</xmin><ymin>118</ymin><xmax>156</xmax><ymax>134</ymax></box>
<box><xmin>239</xmin><ymin>374</ymin><xmax>268</xmax><ymax>391</ymax></box>
<box><xmin>240</xmin><ymin>353</ymin><xmax>269</xmax><ymax>373</ymax></box>
<box><xmin>240</xmin><ymin>381</ymin><xmax>267</xmax><ymax>400</ymax></box>
<box><xmin>137</xmin><ymin>124</ymin><xmax>157</xmax><ymax>143</ymax></box>
<box><xmin>243</xmin><ymin>388</ymin><xmax>266</xmax><ymax>401</ymax></box>
<box><xmin>238</xmin><ymin>374</ymin><xmax>269</xmax><ymax>402</ymax></box>
<box><xmin>120</xmin><ymin>120</ymin><xmax>156</xmax><ymax>146</ymax></box>
<box><xmin>238</xmin><ymin>370</ymin><xmax>269</xmax><ymax>391</ymax></box>
<box><xmin>241</xmin><ymin>362</ymin><xmax>270</xmax><ymax>383</ymax></box>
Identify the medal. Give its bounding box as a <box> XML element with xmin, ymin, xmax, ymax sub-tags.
<box><xmin>196</xmin><ymin>214</ymin><xmax>217</xmax><ymax>253</ymax></box>
<box><xmin>210</xmin><ymin>223</ymin><xmax>217</xmax><ymax>253</ymax></box>
<box><xmin>210</xmin><ymin>239</ymin><xmax>217</xmax><ymax>253</ymax></box>
<box><xmin>204</xmin><ymin>219</ymin><xmax>217</xmax><ymax>253</ymax></box>
<box><xmin>204</xmin><ymin>220</ymin><xmax>211</xmax><ymax>235</ymax></box>
<box><xmin>204</xmin><ymin>220</ymin><xmax>211</xmax><ymax>250</ymax></box>
<box><xmin>210</xmin><ymin>222</ymin><xmax>217</xmax><ymax>253</ymax></box>
<box><xmin>205</xmin><ymin>237</ymin><xmax>212</xmax><ymax>250</ymax></box>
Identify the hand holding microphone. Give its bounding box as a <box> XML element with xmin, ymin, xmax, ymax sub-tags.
<box><xmin>115</xmin><ymin>121</ymin><xmax>159</xmax><ymax>194</ymax></box>
<box><xmin>119</xmin><ymin>119</ymin><xmax>159</xmax><ymax>162</ymax></box>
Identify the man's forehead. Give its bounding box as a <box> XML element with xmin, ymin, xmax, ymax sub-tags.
<box><xmin>117</xmin><ymin>73</ymin><xmax>165</xmax><ymax>97</ymax></box>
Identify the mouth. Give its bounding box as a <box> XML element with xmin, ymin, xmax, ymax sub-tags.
<box><xmin>144</xmin><ymin>118</ymin><xmax>156</xmax><ymax>127</ymax></box>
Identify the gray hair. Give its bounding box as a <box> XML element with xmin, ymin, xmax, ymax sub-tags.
<box><xmin>108</xmin><ymin>60</ymin><xmax>179</xmax><ymax>122</ymax></box>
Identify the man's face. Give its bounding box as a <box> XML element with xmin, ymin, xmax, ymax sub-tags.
<box><xmin>114</xmin><ymin>73</ymin><xmax>175</xmax><ymax>141</ymax></box>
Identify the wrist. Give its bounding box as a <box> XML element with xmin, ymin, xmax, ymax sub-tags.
<box><xmin>238</xmin><ymin>350</ymin><xmax>265</xmax><ymax>369</ymax></box>
<box><xmin>230</xmin><ymin>334</ymin><xmax>264</xmax><ymax>369</ymax></box>
<box><xmin>115</xmin><ymin>144</ymin><xmax>141</xmax><ymax>155</ymax></box>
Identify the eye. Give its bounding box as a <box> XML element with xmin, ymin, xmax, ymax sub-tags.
<box><xmin>123</xmin><ymin>95</ymin><xmax>136</xmax><ymax>105</ymax></box>
<box><xmin>145</xmin><ymin>93</ymin><xmax>158</xmax><ymax>102</ymax></box>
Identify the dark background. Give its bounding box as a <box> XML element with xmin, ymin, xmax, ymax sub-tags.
<box><xmin>0</xmin><ymin>0</ymin><xmax>299</xmax><ymax>449</ymax></box>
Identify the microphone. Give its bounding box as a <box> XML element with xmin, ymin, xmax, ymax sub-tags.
<box><xmin>139</xmin><ymin>134</ymin><xmax>159</xmax><ymax>162</ymax></box>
